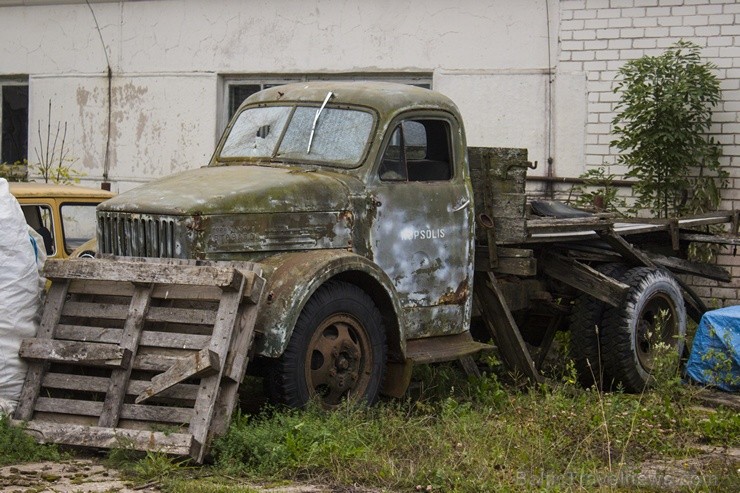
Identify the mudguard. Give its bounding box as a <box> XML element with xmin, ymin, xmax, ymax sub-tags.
<box><xmin>252</xmin><ymin>249</ymin><xmax>406</xmax><ymax>358</ymax></box>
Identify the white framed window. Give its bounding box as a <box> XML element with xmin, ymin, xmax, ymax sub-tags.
<box><xmin>219</xmin><ymin>73</ymin><xmax>432</xmax><ymax>134</ymax></box>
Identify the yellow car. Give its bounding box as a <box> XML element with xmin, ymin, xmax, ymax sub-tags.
<box><xmin>9</xmin><ymin>182</ymin><xmax>115</xmax><ymax>259</ymax></box>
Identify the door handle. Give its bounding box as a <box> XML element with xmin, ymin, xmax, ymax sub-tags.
<box><xmin>452</xmin><ymin>200</ymin><xmax>470</xmax><ymax>212</ymax></box>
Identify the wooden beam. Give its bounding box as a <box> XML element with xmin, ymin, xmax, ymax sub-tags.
<box><xmin>136</xmin><ymin>348</ymin><xmax>219</xmax><ymax>404</ymax></box>
<box><xmin>14</xmin><ymin>280</ymin><xmax>70</xmax><ymax>421</ymax></box>
<box><xmin>12</xmin><ymin>421</ymin><xmax>193</xmax><ymax>456</ymax></box>
<box><xmin>597</xmin><ymin>228</ymin><xmax>655</xmax><ymax>267</ymax></box>
<box><xmin>647</xmin><ymin>253</ymin><xmax>731</xmax><ymax>282</ymax></box>
<box><xmin>673</xmin><ymin>276</ymin><xmax>709</xmax><ymax>324</ymax></box>
<box><xmin>679</xmin><ymin>233</ymin><xmax>740</xmax><ymax>246</ymax></box>
<box><xmin>99</xmin><ymin>285</ymin><xmax>153</xmax><ymax>428</ymax></box>
<box><xmin>43</xmin><ymin>259</ymin><xmax>247</xmax><ymax>291</ymax></box>
<box><xmin>61</xmin><ymin>302</ymin><xmax>217</xmax><ymax>326</ymax></box>
<box><xmin>19</xmin><ymin>339</ymin><xmax>131</xmax><ymax>368</ymax></box>
<box><xmin>41</xmin><ymin>372</ymin><xmax>200</xmax><ymax>401</ymax></box>
<box><xmin>188</xmin><ymin>278</ymin><xmax>246</xmax><ymax>463</ymax></box>
<box><xmin>473</xmin><ymin>273</ymin><xmax>542</xmax><ymax>383</ymax></box>
<box><xmin>55</xmin><ymin>324</ymin><xmax>211</xmax><ymax>351</ymax></box>
<box><xmin>225</xmin><ymin>276</ymin><xmax>265</xmax><ymax>382</ymax></box>
<box><xmin>540</xmin><ymin>254</ymin><xmax>629</xmax><ymax>307</ymax></box>
<box><xmin>527</xmin><ymin>216</ymin><xmax>613</xmax><ymax>234</ymax></box>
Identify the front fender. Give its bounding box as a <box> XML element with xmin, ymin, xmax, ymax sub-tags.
<box><xmin>253</xmin><ymin>249</ymin><xmax>405</xmax><ymax>358</ymax></box>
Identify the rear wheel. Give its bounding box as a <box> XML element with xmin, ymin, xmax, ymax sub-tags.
<box><xmin>268</xmin><ymin>281</ymin><xmax>387</xmax><ymax>408</ymax></box>
<box><xmin>569</xmin><ymin>263</ymin><xmax>628</xmax><ymax>389</ymax></box>
<box><xmin>601</xmin><ymin>267</ymin><xmax>686</xmax><ymax>392</ymax></box>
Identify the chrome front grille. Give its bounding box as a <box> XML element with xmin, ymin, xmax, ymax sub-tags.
<box><xmin>98</xmin><ymin>212</ymin><xmax>180</xmax><ymax>258</ymax></box>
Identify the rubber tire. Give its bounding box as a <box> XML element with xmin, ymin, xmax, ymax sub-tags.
<box><xmin>600</xmin><ymin>267</ymin><xmax>687</xmax><ymax>392</ymax></box>
<box><xmin>569</xmin><ymin>263</ymin><xmax>629</xmax><ymax>389</ymax></box>
<box><xmin>268</xmin><ymin>280</ymin><xmax>387</xmax><ymax>409</ymax></box>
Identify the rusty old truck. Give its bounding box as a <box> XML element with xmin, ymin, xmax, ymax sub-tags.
<box><xmin>13</xmin><ymin>81</ymin><xmax>739</xmax><ymax>461</ymax></box>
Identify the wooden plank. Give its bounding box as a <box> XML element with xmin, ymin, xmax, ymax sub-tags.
<box><xmin>35</xmin><ymin>397</ymin><xmax>102</xmax><ymax>417</ymax></box>
<box><xmin>68</xmin><ymin>279</ymin><xmax>135</xmax><ymax>297</ymax></box>
<box><xmin>135</xmin><ymin>348</ymin><xmax>219</xmax><ymax>404</ymax></box>
<box><xmin>12</xmin><ymin>420</ymin><xmax>193</xmax><ymax>455</ymax></box>
<box><xmin>100</xmin><ymin>255</ymin><xmax>259</xmax><ymax>273</ymax></box>
<box><xmin>99</xmin><ymin>285</ymin><xmax>153</xmax><ymax>428</ymax></box>
<box><xmin>473</xmin><ymin>273</ymin><xmax>542</xmax><ymax>383</ymax></box>
<box><xmin>673</xmin><ymin>276</ymin><xmax>709</xmax><ymax>324</ymax></box>
<box><xmin>597</xmin><ymin>228</ymin><xmax>655</xmax><ymax>267</ymax></box>
<box><xmin>19</xmin><ymin>339</ymin><xmax>131</xmax><ymax>368</ymax></box>
<box><xmin>35</xmin><ymin>397</ymin><xmax>193</xmax><ymax>423</ymax></box>
<box><xmin>241</xmin><ymin>271</ymin><xmax>265</xmax><ymax>305</ymax></box>
<box><xmin>41</xmin><ymin>373</ymin><xmax>199</xmax><ymax>400</ymax></box>
<box><xmin>527</xmin><ymin>216</ymin><xmax>613</xmax><ymax>234</ymax></box>
<box><xmin>540</xmin><ymin>254</ymin><xmax>629</xmax><ymax>307</ymax></box>
<box><xmin>493</xmin><ymin>256</ymin><xmax>537</xmax><ymax>277</ymax></box>
<box><xmin>68</xmin><ymin>279</ymin><xmax>226</xmax><ymax>302</ymax></box>
<box><xmin>62</xmin><ymin>302</ymin><xmax>129</xmax><ymax>320</ymax></box>
<box><xmin>679</xmin><ymin>233</ymin><xmax>740</xmax><ymax>246</ymax></box>
<box><xmin>208</xmin><ymin>380</ymin><xmax>240</xmax><ymax>446</ymax></box>
<box><xmin>56</xmin><ymin>325</ymin><xmax>123</xmax><ymax>344</ymax></box>
<box><xmin>669</xmin><ymin>219</ymin><xmax>680</xmax><ymax>251</ymax></box>
<box><xmin>14</xmin><ymin>280</ymin><xmax>71</xmax><ymax>421</ymax></box>
<box><xmin>647</xmin><ymin>253</ymin><xmax>731</xmax><ymax>282</ymax></box>
<box><xmin>61</xmin><ymin>302</ymin><xmax>217</xmax><ymax>325</ymax></box>
<box><xmin>497</xmin><ymin>247</ymin><xmax>534</xmax><ymax>258</ymax></box>
<box><xmin>42</xmin><ymin>373</ymin><xmax>112</xmax><ymax>393</ymax></box>
<box><xmin>43</xmin><ymin>258</ymin><xmax>247</xmax><ymax>291</ymax></box>
<box><xmin>677</xmin><ymin>211</ymin><xmax>734</xmax><ymax>228</ymax></box>
<box><xmin>56</xmin><ymin>324</ymin><xmax>211</xmax><ymax>350</ymax></box>
<box><xmin>224</xmin><ymin>275</ymin><xmax>265</xmax><ymax>382</ymax></box>
<box><xmin>188</xmin><ymin>279</ymin><xmax>246</xmax><ymax>463</ymax></box>
<box><xmin>147</xmin><ymin>306</ymin><xmax>217</xmax><ymax>325</ymax></box>
<box><xmin>134</xmin><ymin>350</ymin><xmax>194</xmax><ymax>372</ymax></box>
<box><xmin>458</xmin><ymin>355</ymin><xmax>481</xmax><ymax>378</ymax></box>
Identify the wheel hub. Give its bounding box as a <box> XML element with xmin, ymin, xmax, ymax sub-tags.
<box><xmin>305</xmin><ymin>313</ymin><xmax>372</xmax><ymax>407</ymax></box>
<box><xmin>636</xmin><ymin>293</ymin><xmax>678</xmax><ymax>371</ymax></box>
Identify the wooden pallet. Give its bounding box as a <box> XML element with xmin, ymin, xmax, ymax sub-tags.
<box><xmin>12</xmin><ymin>258</ymin><xmax>265</xmax><ymax>463</ymax></box>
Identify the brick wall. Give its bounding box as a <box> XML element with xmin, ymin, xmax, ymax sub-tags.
<box><xmin>558</xmin><ymin>0</ymin><xmax>740</xmax><ymax>306</ymax></box>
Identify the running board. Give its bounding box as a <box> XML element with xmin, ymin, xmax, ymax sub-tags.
<box><xmin>405</xmin><ymin>332</ymin><xmax>493</xmax><ymax>364</ymax></box>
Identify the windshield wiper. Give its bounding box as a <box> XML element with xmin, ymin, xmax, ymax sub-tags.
<box><xmin>306</xmin><ymin>91</ymin><xmax>334</xmax><ymax>154</ymax></box>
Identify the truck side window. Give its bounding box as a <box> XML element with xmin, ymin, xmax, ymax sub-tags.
<box><xmin>378</xmin><ymin>127</ymin><xmax>407</xmax><ymax>181</ymax></box>
<box><xmin>379</xmin><ymin>119</ymin><xmax>452</xmax><ymax>182</ymax></box>
<box><xmin>21</xmin><ymin>204</ymin><xmax>55</xmax><ymax>256</ymax></box>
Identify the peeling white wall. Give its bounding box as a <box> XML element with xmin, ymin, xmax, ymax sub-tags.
<box><xmin>29</xmin><ymin>74</ymin><xmax>217</xmax><ymax>188</ymax></box>
<box><xmin>0</xmin><ymin>0</ymin><xmax>564</xmax><ymax>192</ymax></box>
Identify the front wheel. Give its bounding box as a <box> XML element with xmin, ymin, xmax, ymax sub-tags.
<box><xmin>268</xmin><ymin>281</ymin><xmax>387</xmax><ymax>408</ymax></box>
<box><xmin>601</xmin><ymin>267</ymin><xmax>687</xmax><ymax>392</ymax></box>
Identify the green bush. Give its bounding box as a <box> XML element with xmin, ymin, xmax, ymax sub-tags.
<box><xmin>612</xmin><ymin>41</ymin><xmax>726</xmax><ymax>218</ymax></box>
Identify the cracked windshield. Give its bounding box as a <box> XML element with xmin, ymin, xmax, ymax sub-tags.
<box><xmin>219</xmin><ymin>105</ymin><xmax>373</xmax><ymax>167</ymax></box>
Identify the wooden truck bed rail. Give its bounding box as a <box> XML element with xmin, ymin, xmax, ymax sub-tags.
<box><xmin>12</xmin><ymin>258</ymin><xmax>265</xmax><ymax>463</ymax></box>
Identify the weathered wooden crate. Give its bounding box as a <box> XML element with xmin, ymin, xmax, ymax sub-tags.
<box><xmin>468</xmin><ymin>147</ymin><xmax>530</xmax><ymax>245</ymax></box>
<box><xmin>12</xmin><ymin>257</ymin><xmax>264</xmax><ymax>463</ymax></box>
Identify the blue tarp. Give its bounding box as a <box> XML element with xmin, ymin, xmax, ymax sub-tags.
<box><xmin>686</xmin><ymin>305</ymin><xmax>740</xmax><ymax>392</ymax></box>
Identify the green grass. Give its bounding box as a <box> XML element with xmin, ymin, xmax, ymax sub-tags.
<box><xmin>3</xmin><ymin>347</ymin><xmax>738</xmax><ymax>492</ymax></box>
<box><xmin>207</xmin><ymin>357</ymin><xmax>739</xmax><ymax>492</ymax></box>
<box><xmin>0</xmin><ymin>413</ymin><xmax>61</xmax><ymax>466</ymax></box>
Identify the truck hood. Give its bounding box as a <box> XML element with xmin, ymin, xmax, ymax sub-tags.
<box><xmin>100</xmin><ymin>165</ymin><xmax>354</xmax><ymax>215</ymax></box>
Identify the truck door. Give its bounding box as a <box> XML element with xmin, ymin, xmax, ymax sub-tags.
<box><xmin>369</xmin><ymin>115</ymin><xmax>474</xmax><ymax>338</ymax></box>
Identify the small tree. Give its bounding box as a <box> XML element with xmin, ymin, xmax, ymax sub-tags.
<box><xmin>611</xmin><ymin>41</ymin><xmax>726</xmax><ymax>218</ymax></box>
<box><xmin>32</xmin><ymin>100</ymin><xmax>85</xmax><ymax>185</ymax></box>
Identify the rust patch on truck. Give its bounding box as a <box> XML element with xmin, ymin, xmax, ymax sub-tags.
<box><xmin>438</xmin><ymin>278</ymin><xmax>469</xmax><ymax>305</ymax></box>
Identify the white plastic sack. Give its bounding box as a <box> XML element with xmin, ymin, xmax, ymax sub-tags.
<box><xmin>0</xmin><ymin>178</ymin><xmax>43</xmax><ymax>415</ymax></box>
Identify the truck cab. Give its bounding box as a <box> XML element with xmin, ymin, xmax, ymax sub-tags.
<box><xmin>97</xmin><ymin>82</ymin><xmax>480</xmax><ymax>407</ymax></box>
